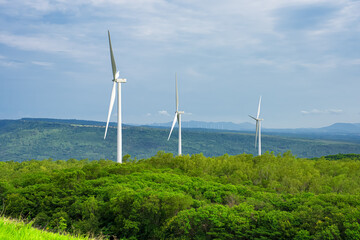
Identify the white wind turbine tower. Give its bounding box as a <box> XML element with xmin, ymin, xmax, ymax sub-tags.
<box><xmin>104</xmin><ymin>30</ymin><xmax>127</xmax><ymax>163</ymax></box>
<box><xmin>249</xmin><ymin>96</ymin><xmax>263</xmax><ymax>156</ymax></box>
<box><xmin>168</xmin><ymin>74</ymin><xmax>184</xmax><ymax>156</ymax></box>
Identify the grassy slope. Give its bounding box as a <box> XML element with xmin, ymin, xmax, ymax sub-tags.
<box><xmin>1</xmin><ymin>119</ymin><xmax>360</xmax><ymax>162</ymax></box>
<box><xmin>0</xmin><ymin>217</ymin><xmax>94</xmax><ymax>240</ymax></box>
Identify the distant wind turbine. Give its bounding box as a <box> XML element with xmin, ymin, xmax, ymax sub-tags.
<box><xmin>168</xmin><ymin>74</ymin><xmax>184</xmax><ymax>156</ymax></box>
<box><xmin>249</xmin><ymin>96</ymin><xmax>263</xmax><ymax>156</ymax></box>
<box><xmin>104</xmin><ymin>30</ymin><xmax>127</xmax><ymax>163</ymax></box>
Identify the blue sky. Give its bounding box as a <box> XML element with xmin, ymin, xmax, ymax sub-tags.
<box><xmin>0</xmin><ymin>0</ymin><xmax>359</xmax><ymax>128</ymax></box>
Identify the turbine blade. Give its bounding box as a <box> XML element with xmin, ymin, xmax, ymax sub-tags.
<box><xmin>175</xmin><ymin>73</ymin><xmax>179</xmax><ymax>112</ymax></box>
<box><xmin>108</xmin><ymin>30</ymin><xmax>117</xmax><ymax>79</ymax></box>
<box><xmin>104</xmin><ymin>81</ymin><xmax>117</xmax><ymax>139</ymax></box>
<box><xmin>255</xmin><ymin>121</ymin><xmax>259</xmax><ymax>148</ymax></box>
<box><xmin>257</xmin><ymin>96</ymin><xmax>262</xmax><ymax>119</ymax></box>
<box><xmin>168</xmin><ymin>113</ymin><xmax>178</xmax><ymax>140</ymax></box>
<box><xmin>249</xmin><ymin>115</ymin><xmax>257</xmax><ymax>121</ymax></box>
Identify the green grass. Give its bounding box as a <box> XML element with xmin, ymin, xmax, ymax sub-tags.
<box><xmin>0</xmin><ymin>217</ymin><xmax>96</xmax><ymax>240</ymax></box>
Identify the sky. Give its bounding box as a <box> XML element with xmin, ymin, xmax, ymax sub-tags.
<box><xmin>0</xmin><ymin>0</ymin><xmax>359</xmax><ymax>128</ymax></box>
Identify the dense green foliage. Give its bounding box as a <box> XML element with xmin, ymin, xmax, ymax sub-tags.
<box><xmin>2</xmin><ymin>152</ymin><xmax>360</xmax><ymax>239</ymax></box>
<box><xmin>0</xmin><ymin>216</ymin><xmax>95</xmax><ymax>240</ymax></box>
<box><xmin>1</xmin><ymin>119</ymin><xmax>360</xmax><ymax>162</ymax></box>
<box><xmin>312</xmin><ymin>153</ymin><xmax>360</xmax><ymax>161</ymax></box>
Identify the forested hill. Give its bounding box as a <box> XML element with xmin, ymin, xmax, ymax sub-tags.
<box><xmin>2</xmin><ymin>153</ymin><xmax>360</xmax><ymax>239</ymax></box>
<box><xmin>1</xmin><ymin>118</ymin><xmax>360</xmax><ymax>162</ymax></box>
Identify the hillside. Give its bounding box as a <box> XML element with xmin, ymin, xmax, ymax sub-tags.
<box><xmin>1</xmin><ymin>153</ymin><xmax>360</xmax><ymax>239</ymax></box>
<box><xmin>147</xmin><ymin>120</ymin><xmax>360</xmax><ymax>135</ymax></box>
<box><xmin>1</xmin><ymin>118</ymin><xmax>360</xmax><ymax>161</ymax></box>
<box><xmin>146</xmin><ymin>120</ymin><xmax>255</xmax><ymax>131</ymax></box>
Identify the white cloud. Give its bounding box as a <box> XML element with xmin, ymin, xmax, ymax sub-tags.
<box><xmin>306</xmin><ymin>1</ymin><xmax>360</xmax><ymax>36</ymax></box>
<box><xmin>1</xmin><ymin>0</ymin><xmax>357</xmax><ymax>57</ymax></box>
<box><xmin>243</xmin><ymin>55</ymin><xmax>360</xmax><ymax>70</ymax></box>
<box><xmin>0</xmin><ymin>55</ymin><xmax>21</xmax><ymax>67</ymax></box>
<box><xmin>348</xmin><ymin>59</ymin><xmax>360</xmax><ymax>66</ymax></box>
<box><xmin>24</xmin><ymin>0</ymin><xmax>53</xmax><ymax>12</ymax></box>
<box><xmin>301</xmin><ymin>109</ymin><xmax>343</xmax><ymax>115</ymax></box>
<box><xmin>158</xmin><ymin>110</ymin><xmax>170</xmax><ymax>116</ymax></box>
<box><xmin>31</xmin><ymin>61</ymin><xmax>53</xmax><ymax>67</ymax></box>
<box><xmin>0</xmin><ymin>32</ymin><xmax>94</xmax><ymax>60</ymax></box>
<box><xmin>0</xmin><ymin>60</ymin><xmax>17</xmax><ymax>67</ymax></box>
<box><xmin>0</xmin><ymin>32</ymin><xmax>68</xmax><ymax>53</ymax></box>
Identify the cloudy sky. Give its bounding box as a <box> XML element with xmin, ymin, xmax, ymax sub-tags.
<box><xmin>0</xmin><ymin>0</ymin><xmax>359</xmax><ymax>128</ymax></box>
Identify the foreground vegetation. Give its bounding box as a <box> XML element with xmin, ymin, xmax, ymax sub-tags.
<box><xmin>1</xmin><ymin>152</ymin><xmax>360</xmax><ymax>239</ymax></box>
<box><xmin>1</xmin><ymin>119</ymin><xmax>360</xmax><ymax>162</ymax></box>
<box><xmin>0</xmin><ymin>216</ymin><xmax>95</xmax><ymax>240</ymax></box>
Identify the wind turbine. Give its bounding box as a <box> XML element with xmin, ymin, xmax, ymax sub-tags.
<box><xmin>168</xmin><ymin>74</ymin><xmax>184</xmax><ymax>156</ymax></box>
<box><xmin>104</xmin><ymin>30</ymin><xmax>127</xmax><ymax>163</ymax></box>
<box><xmin>249</xmin><ymin>96</ymin><xmax>263</xmax><ymax>156</ymax></box>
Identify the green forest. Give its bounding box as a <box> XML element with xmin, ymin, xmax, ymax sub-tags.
<box><xmin>1</xmin><ymin>119</ymin><xmax>360</xmax><ymax>162</ymax></box>
<box><xmin>2</xmin><ymin>152</ymin><xmax>360</xmax><ymax>239</ymax></box>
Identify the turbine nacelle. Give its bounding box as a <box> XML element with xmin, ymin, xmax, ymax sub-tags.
<box><xmin>112</xmin><ymin>71</ymin><xmax>127</xmax><ymax>83</ymax></box>
<box><xmin>114</xmin><ymin>78</ymin><xmax>127</xmax><ymax>83</ymax></box>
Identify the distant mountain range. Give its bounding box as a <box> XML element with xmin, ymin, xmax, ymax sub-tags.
<box><xmin>20</xmin><ymin>118</ymin><xmax>118</xmax><ymax>127</ymax></box>
<box><xmin>143</xmin><ymin>120</ymin><xmax>360</xmax><ymax>135</ymax></box>
<box><xmin>143</xmin><ymin>121</ymin><xmax>256</xmax><ymax>131</ymax></box>
<box><xmin>19</xmin><ymin>118</ymin><xmax>360</xmax><ymax>135</ymax></box>
<box><xmin>320</xmin><ymin>123</ymin><xmax>360</xmax><ymax>134</ymax></box>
